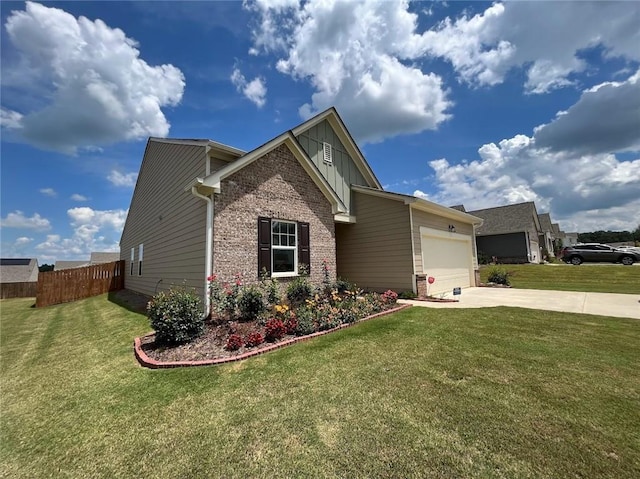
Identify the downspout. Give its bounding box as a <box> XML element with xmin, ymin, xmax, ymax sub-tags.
<box><xmin>191</xmin><ymin>185</ymin><xmax>213</xmax><ymax>317</ymax></box>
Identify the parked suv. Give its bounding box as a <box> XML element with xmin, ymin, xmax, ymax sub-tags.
<box><xmin>561</xmin><ymin>243</ymin><xmax>640</xmax><ymax>265</ymax></box>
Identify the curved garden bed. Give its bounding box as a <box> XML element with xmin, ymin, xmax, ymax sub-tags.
<box><xmin>135</xmin><ymin>303</ymin><xmax>410</xmax><ymax>368</ymax></box>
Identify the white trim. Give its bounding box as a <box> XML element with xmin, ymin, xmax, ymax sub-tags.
<box><xmin>409</xmin><ymin>205</ymin><xmax>417</xmax><ymax>277</ymax></box>
<box><xmin>322</xmin><ymin>141</ymin><xmax>333</xmax><ymax>165</ymax></box>
<box><xmin>419</xmin><ymin>226</ymin><xmax>472</xmax><ymax>242</ymax></box>
<box><xmin>334</xmin><ymin>213</ymin><xmax>357</xmax><ymax>223</ymax></box>
<box><xmin>191</xmin><ymin>186</ymin><xmax>214</xmax><ymax>317</ymax></box>
<box><xmin>271</xmin><ymin>219</ymin><xmax>298</xmax><ymax>277</ymax></box>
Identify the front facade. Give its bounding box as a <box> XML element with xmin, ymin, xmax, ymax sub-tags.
<box><xmin>121</xmin><ymin>108</ymin><xmax>482</xmax><ymax>310</ymax></box>
<box><xmin>468</xmin><ymin>202</ymin><xmax>543</xmax><ymax>264</ymax></box>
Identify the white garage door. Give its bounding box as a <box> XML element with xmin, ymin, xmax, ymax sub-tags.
<box><xmin>420</xmin><ymin>227</ymin><xmax>473</xmax><ymax>295</ymax></box>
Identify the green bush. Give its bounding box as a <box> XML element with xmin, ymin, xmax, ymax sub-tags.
<box><xmin>398</xmin><ymin>291</ymin><xmax>417</xmax><ymax>299</ymax></box>
<box><xmin>237</xmin><ymin>285</ymin><xmax>266</xmax><ymax>321</ymax></box>
<box><xmin>294</xmin><ymin>306</ymin><xmax>316</xmax><ymax>335</ymax></box>
<box><xmin>333</xmin><ymin>277</ymin><xmax>355</xmax><ymax>294</ymax></box>
<box><xmin>487</xmin><ymin>266</ymin><xmax>511</xmax><ymax>285</ymax></box>
<box><xmin>147</xmin><ymin>285</ymin><xmax>204</xmax><ymax>344</ymax></box>
<box><xmin>286</xmin><ymin>276</ymin><xmax>313</xmax><ymax>305</ymax></box>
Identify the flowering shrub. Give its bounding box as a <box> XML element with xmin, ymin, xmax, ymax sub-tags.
<box><xmin>244</xmin><ymin>330</ymin><xmax>264</xmax><ymax>348</ymax></box>
<box><xmin>264</xmin><ymin>318</ymin><xmax>287</xmax><ymax>342</ymax></box>
<box><xmin>225</xmin><ymin>333</ymin><xmax>244</xmax><ymax>351</ymax></box>
<box><xmin>237</xmin><ymin>285</ymin><xmax>266</xmax><ymax>321</ymax></box>
<box><xmin>284</xmin><ymin>316</ymin><xmax>298</xmax><ymax>335</ymax></box>
<box><xmin>381</xmin><ymin>290</ymin><xmax>398</xmax><ymax>304</ymax></box>
<box><xmin>147</xmin><ymin>285</ymin><xmax>204</xmax><ymax>344</ymax></box>
<box><xmin>286</xmin><ymin>276</ymin><xmax>313</xmax><ymax>305</ymax></box>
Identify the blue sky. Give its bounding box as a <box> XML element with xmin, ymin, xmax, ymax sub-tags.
<box><xmin>1</xmin><ymin>0</ymin><xmax>639</xmax><ymax>264</ymax></box>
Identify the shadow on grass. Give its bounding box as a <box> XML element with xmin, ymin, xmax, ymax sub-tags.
<box><xmin>108</xmin><ymin>289</ymin><xmax>150</xmax><ymax>315</ymax></box>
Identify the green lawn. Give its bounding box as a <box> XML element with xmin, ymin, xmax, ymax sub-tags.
<box><xmin>2</xmin><ymin>294</ymin><xmax>639</xmax><ymax>478</ymax></box>
<box><xmin>480</xmin><ymin>263</ymin><xmax>640</xmax><ymax>294</ymax></box>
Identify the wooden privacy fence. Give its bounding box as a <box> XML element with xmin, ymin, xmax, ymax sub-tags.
<box><xmin>36</xmin><ymin>260</ymin><xmax>125</xmax><ymax>308</ymax></box>
<box><xmin>1</xmin><ymin>282</ymin><xmax>38</xmax><ymax>299</ymax></box>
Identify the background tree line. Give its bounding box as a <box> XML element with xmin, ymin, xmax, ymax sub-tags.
<box><xmin>577</xmin><ymin>225</ymin><xmax>640</xmax><ymax>244</ymax></box>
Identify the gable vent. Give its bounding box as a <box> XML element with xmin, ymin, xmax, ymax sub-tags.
<box><xmin>322</xmin><ymin>141</ymin><xmax>333</xmax><ymax>165</ymax></box>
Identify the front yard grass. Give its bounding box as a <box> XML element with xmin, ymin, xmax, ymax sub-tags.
<box><xmin>480</xmin><ymin>263</ymin><xmax>640</xmax><ymax>294</ymax></box>
<box><xmin>1</xmin><ymin>294</ymin><xmax>639</xmax><ymax>478</ymax></box>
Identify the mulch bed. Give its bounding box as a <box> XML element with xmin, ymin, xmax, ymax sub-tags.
<box><xmin>136</xmin><ymin>304</ymin><xmax>411</xmax><ymax>367</ymax></box>
<box><xmin>139</xmin><ymin>319</ymin><xmax>298</xmax><ymax>363</ymax></box>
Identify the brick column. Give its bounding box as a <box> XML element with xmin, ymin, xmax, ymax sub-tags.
<box><xmin>415</xmin><ymin>274</ymin><xmax>427</xmax><ymax>299</ymax></box>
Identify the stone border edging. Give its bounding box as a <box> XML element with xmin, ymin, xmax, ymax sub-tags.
<box><xmin>134</xmin><ymin>303</ymin><xmax>412</xmax><ymax>369</ymax></box>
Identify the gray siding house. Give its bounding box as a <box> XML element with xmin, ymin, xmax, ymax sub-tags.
<box><xmin>120</xmin><ymin>108</ymin><xmax>483</xmax><ymax>310</ymax></box>
<box><xmin>467</xmin><ymin>202</ymin><xmax>543</xmax><ymax>264</ymax></box>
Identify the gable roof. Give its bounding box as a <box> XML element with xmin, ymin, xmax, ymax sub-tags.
<box><xmin>0</xmin><ymin>258</ymin><xmax>38</xmax><ymax>283</ymax></box>
<box><xmin>352</xmin><ymin>186</ymin><xmax>483</xmax><ymax>225</ymax></box>
<box><xmin>537</xmin><ymin>213</ymin><xmax>554</xmax><ymax>233</ymax></box>
<box><xmin>55</xmin><ymin>260</ymin><xmax>89</xmax><ymax>270</ymax></box>
<box><xmin>291</xmin><ymin>108</ymin><xmax>382</xmax><ymax>190</ymax></box>
<box><xmin>90</xmin><ymin>252</ymin><xmax>120</xmax><ymax>264</ymax></box>
<box><xmin>467</xmin><ymin>202</ymin><xmax>541</xmax><ymax>236</ymax></box>
<box><xmin>197</xmin><ymin>124</ymin><xmax>348</xmax><ymax>216</ymax></box>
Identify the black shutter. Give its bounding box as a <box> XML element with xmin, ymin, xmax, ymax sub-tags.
<box><xmin>298</xmin><ymin>222</ymin><xmax>310</xmax><ymax>274</ymax></box>
<box><xmin>258</xmin><ymin>217</ymin><xmax>271</xmax><ymax>277</ymax></box>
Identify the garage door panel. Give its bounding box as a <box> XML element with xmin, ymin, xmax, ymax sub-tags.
<box><xmin>420</xmin><ymin>229</ymin><xmax>473</xmax><ymax>295</ymax></box>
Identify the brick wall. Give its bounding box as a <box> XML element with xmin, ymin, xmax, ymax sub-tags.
<box><xmin>213</xmin><ymin>143</ymin><xmax>336</xmax><ymax>288</ymax></box>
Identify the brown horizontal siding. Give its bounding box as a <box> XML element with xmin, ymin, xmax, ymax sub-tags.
<box><xmin>336</xmin><ymin>191</ymin><xmax>413</xmax><ymax>293</ymax></box>
<box><xmin>120</xmin><ymin>141</ymin><xmax>208</xmax><ymax>300</ymax></box>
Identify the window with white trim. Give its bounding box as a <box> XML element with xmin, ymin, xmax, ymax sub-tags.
<box><xmin>130</xmin><ymin>248</ymin><xmax>135</xmax><ymax>276</ymax></box>
<box><xmin>272</xmin><ymin>220</ymin><xmax>297</xmax><ymax>276</ymax></box>
<box><xmin>138</xmin><ymin>244</ymin><xmax>144</xmax><ymax>276</ymax></box>
<box><xmin>322</xmin><ymin>141</ymin><xmax>332</xmax><ymax>165</ymax></box>
<box><xmin>258</xmin><ymin>217</ymin><xmax>310</xmax><ymax>278</ymax></box>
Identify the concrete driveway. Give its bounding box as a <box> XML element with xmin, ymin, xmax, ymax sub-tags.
<box><xmin>399</xmin><ymin>287</ymin><xmax>640</xmax><ymax>319</ymax></box>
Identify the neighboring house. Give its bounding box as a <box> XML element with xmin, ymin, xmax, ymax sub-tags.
<box><xmin>89</xmin><ymin>252</ymin><xmax>120</xmax><ymax>264</ymax></box>
<box><xmin>55</xmin><ymin>261</ymin><xmax>89</xmax><ymax>270</ymax></box>
<box><xmin>537</xmin><ymin>213</ymin><xmax>555</xmax><ymax>259</ymax></box>
<box><xmin>0</xmin><ymin>258</ymin><xmax>39</xmax><ymax>299</ymax></box>
<box><xmin>563</xmin><ymin>232</ymin><xmax>579</xmax><ymax>247</ymax></box>
<box><xmin>120</xmin><ymin>107</ymin><xmax>483</xmax><ymax>310</ymax></box>
<box><xmin>467</xmin><ymin>202</ymin><xmax>543</xmax><ymax>264</ymax></box>
<box><xmin>55</xmin><ymin>252</ymin><xmax>120</xmax><ymax>270</ymax></box>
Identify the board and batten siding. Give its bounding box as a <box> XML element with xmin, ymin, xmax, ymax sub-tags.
<box><xmin>410</xmin><ymin>208</ymin><xmax>474</xmax><ymax>274</ymax></box>
<box><xmin>120</xmin><ymin>140</ymin><xmax>208</xmax><ymax>300</ymax></box>
<box><xmin>336</xmin><ymin>191</ymin><xmax>414</xmax><ymax>293</ymax></box>
<box><xmin>296</xmin><ymin>119</ymin><xmax>368</xmax><ymax>214</ymax></box>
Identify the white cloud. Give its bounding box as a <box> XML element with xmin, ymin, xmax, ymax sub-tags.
<box><xmin>3</xmin><ymin>1</ymin><xmax>185</xmax><ymax>154</ymax></box>
<box><xmin>70</xmin><ymin>194</ymin><xmax>88</xmax><ymax>202</ymax></box>
<box><xmin>534</xmin><ymin>69</ymin><xmax>640</xmax><ymax>155</ymax></box>
<box><xmin>15</xmin><ymin>237</ymin><xmax>34</xmax><ymax>246</ymax></box>
<box><xmin>39</xmin><ymin>187</ymin><xmax>57</xmax><ymax>197</ymax></box>
<box><xmin>0</xmin><ymin>107</ymin><xmax>23</xmax><ymax>129</ymax></box>
<box><xmin>107</xmin><ymin>170</ymin><xmax>138</xmax><ymax>188</ymax></box>
<box><xmin>247</xmin><ymin>0</ymin><xmax>452</xmax><ymax>143</ymax></box>
<box><xmin>425</xmin><ymin>133</ymin><xmax>640</xmax><ymax>231</ymax></box>
<box><xmin>35</xmin><ymin>207</ymin><xmax>127</xmax><ymax>261</ymax></box>
<box><xmin>421</xmin><ymin>2</ymin><xmax>640</xmax><ymax>94</ymax></box>
<box><xmin>1</xmin><ymin>210</ymin><xmax>51</xmax><ymax>231</ymax></box>
<box><xmin>231</xmin><ymin>68</ymin><xmax>267</xmax><ymax>108</ymax></box>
